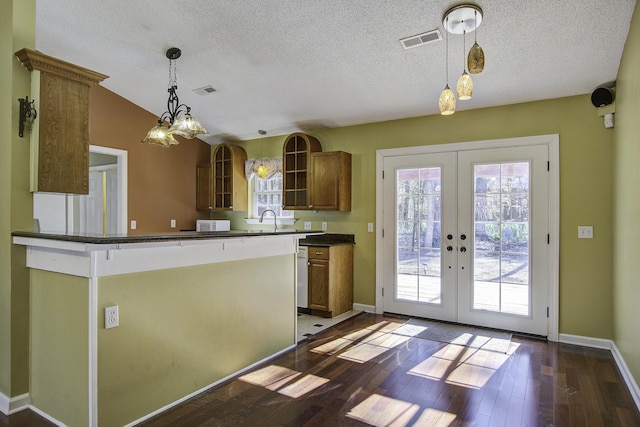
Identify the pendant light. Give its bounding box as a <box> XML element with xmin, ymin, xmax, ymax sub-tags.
<box><xmin>438</xmin><ymin>16</ymin><xmax>456</xmax><ymax>115</ymax></box>
<box><xmin>457</xmin><ymin>29</ymin><xmax>473</xmax><ymax>100</ymax></box>
<box><xmin>257</xmin><ymin>130</ymin><xmax>268</xmax><ymax>179</ymax></box>
<box><xmin>142</xmin><ymin>48</ymin><xmax>208</xmax><ymax>147</ymax></box>
<box><xmin>468</xmin><ymin>10</ymin><xmax>485</xmax><ymax>74</ymax></box>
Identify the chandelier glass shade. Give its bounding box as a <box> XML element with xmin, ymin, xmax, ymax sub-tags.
<box><xmin>439</xmin><ymin>84</ymin><xmax>456</xmax><ymax>115</ymax></box>
<box><xmin>142</xmin><ymin>47</ymin><xmax>207</xmax><ymax>147</ymax></box>
<box><xmin>456</xmin><ymin>71</ymin><xmax>473</xmax><ymax>100</ymax></box>
<box><xmin>467</xmin><ymin>41</ymin><xmax>485</xmax><ymax>74</ymax></box>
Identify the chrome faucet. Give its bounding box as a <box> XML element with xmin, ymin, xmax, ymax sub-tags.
<box><xmin>258</xmin><ymin>209</ymin><xmax>277</xmax><ymax>232</ymax></box>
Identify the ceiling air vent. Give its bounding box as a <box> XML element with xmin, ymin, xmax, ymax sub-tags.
<box><xmin>193</xmin><ymin>85</ymin><xmax>216</xmax><ymax>96</ymax></box>
<box><xmin>400</xmin><ymin>29</ymin><xmax>442</xmax><ymax>50</ymax></box>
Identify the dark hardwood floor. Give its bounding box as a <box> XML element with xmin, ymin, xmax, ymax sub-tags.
<box><xmin>2</xmin><ymin>312</ymin><xmax>639</xmax><ymax>426</ymax></box>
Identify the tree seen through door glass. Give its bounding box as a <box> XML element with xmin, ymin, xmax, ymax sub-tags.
<box><xmin>473</xmin><ymin>162</ymin><xmax>530</xmax><ymax>316</ymax></box>
<box><xmin>396</xmin><ymin>167</ymin><xmax>442</xmax><ymax>304</ymax></box>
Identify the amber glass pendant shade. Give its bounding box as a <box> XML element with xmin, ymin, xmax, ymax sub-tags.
<box><xmin>257</xmin><ymin>164</ymin><xmax>268</xmax><ymax>179</ymax></box>
<box><xmin>141</xmin><ymin>124</ymin><xmax>179</xmax><ymax>147</ymax></box>
<box><xmin>170</xmin><ymin>114</ymin><xmax>208</xmax><ymax>139</ymax></box>
<box><xmin>457</xmin><ymin>70</ymin><xmax>473</xmax><ymax>100</ymax></box>
<box><xmin>468</xmin><ymin>41</ymin><xmax>485</xmax><ymax>74</ymax></box>
<box><xmin>439</xmin><ymin>84</ymin><xmax>456</xmax><ymax>115</ymax></box>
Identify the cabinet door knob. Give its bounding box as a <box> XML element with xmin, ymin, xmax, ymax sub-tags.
<box><xmin>315</xmin><ymin>251</ymin><xmax>323</xmax><ymax>255</ymax></box>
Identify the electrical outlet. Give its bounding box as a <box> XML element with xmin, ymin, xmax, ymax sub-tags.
<box><xmin>578</xmin><ymin>226</ymin><xmax>593</xmax><ymax>239</ymax></box>
<box><xmin>130</xmin><ymin>220</ymin><xmax>136</xmax><ymax>230</ymax></box>
<box><xmin>322</xmin><ymin>222</ymin><xmax>327</xmax><ymax>231</ymax></box>
<box><xmin>368</xmin><ymin>222</ymin><xmax>374</xmax><ymax>232</ymax></box>
<box><xmin>105</xmin><ymin>305</ymin><xmax>119</xmax><ymax>329</ymax></box>
<box><xmin>304</xmin><ymin>222</ymin><xmax>312</xmax><ymax>230</ymax></box>
<box><xmin>170</xmin><ymin>219</ymin><xmax>176</xmax><ymax>228</ymax></box>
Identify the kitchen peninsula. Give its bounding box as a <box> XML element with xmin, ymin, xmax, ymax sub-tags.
<box><xmin>12</xmin><ymin>230</ymin><xmax>317</xmax><ymax>427</ymax></box>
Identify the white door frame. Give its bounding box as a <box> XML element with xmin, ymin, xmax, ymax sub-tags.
<box><xmin>88</xmin><ymin>145</ymin><xmax>128</xmax><ymax>234</ymax></box>
<box><xmin>375</xmin><ymin>134</ymin><xmax>560</xmax><ymax>341</ymax></box>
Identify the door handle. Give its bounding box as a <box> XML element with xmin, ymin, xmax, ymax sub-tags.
<box><xmin>447</xmin><ymin>234</ymin><xmax>453</xmax><ymax>240</ymax></box>
<box><xmin>446</xmin><ymin>245</ymin><xmax>453</xmax><ymax>252</ymax></box>
<box><xmin>460</xmin><ymin>246</ymin><xmax>467</xmax><ymax>253</ymax></box>
<box><xmin>460</xmin><ymin>234</ymin><xmax>466</xmax><ymax>240</ymax></box>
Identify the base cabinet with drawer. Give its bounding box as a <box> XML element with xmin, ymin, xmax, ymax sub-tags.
<box><xmin>307</xmin><ymin>244</ymin><xmax>353</xmax><ymax>318</ymax></box>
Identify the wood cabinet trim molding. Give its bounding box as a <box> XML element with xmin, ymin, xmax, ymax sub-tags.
<box><xmin>15</xmin><ymin>48</ymin><xmax>109</xmax><ymax>86</ymax></box>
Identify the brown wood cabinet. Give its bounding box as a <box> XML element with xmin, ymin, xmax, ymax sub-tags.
<box><xmin>212</xmin><ymin>143</ymin><xmax>248</xmax><ymax>211</ymax></box>
<box><xmin>308</xmin><ymin>244</ymin><xmax>354</xmax><ymax>318</ymax></box>
<box><xmin>310</xmin><ymin>151</ymin><xmax>351</xmax><ymax>211</ymax></box>
<box><xmin>282</xmin><ymin>133</ymin><xmax>322</xmax><ymax>209</ymax></box>
<box><xmin>15</xmin><ymin>48</ymin><xmax>108</xmax><ymax>194</ymax></box>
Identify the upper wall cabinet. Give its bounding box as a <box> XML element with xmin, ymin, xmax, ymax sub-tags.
<box><xmin>282</xmin><ymin>133</ymin><xmax>322</xmax><ymax>210</ymax></box>
<box><xmin>310</xmin><ymin>151</ymin><xmax>352</xmax><ymax>211</ymax></box>
<box><xmin>282</xmin><ymin>133</ymin><xmax>351</xmax><ymax>211</ymax></box>
<box><xmin>15</xmin><ymin>48</ymin><xmax>109</xmax><ymax>194</ymax></box>
<box><xmin>212</xmin><ymin>143</ymin><xmax>248</xmax><ymax>211</ymax></box>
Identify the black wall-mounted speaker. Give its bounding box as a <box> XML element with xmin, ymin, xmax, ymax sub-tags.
<box><xmin>591</xmin><ymin>87</ymin><xmax>615</xmax><ymax>107</ymax></box>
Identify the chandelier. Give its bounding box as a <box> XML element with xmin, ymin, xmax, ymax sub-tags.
<box><xmin>142</xmin><ymin>47</ymin><xmax>207</xmax><ymax>147</ymax></box>
<box><xmin>439</xmin><ymin>4</ymin><xmax>484</xmax><ymax>115</ymax></box>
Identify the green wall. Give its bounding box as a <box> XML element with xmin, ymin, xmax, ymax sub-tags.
<box><xmin>0</xmin><ymin>0</ymin><xmax>35</xmax><ymax>402</ymax></box>
<box><xmin>222</xmin><ymin>93</ymin><xmax>614</xmax><ymax>339</ymax></box>
<box><xmin>30</xmin><ymin>271</ymin><xmax>89</xmax><ymax>426</ymax></box>
<box><xmin>613</xmin><ymin>3</ymin><xmax>640</xmax><ymax>386</ymax></box>
<box><xmin>97</xmin><ymin>255</ymin><xmax>295</xmax><ymax>426</ymax></box>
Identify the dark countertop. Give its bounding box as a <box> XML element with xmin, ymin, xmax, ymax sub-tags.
<box><xmin>299</xmin><ymin>233</ymin><xmax>355</xmax><ymax>247</ymax></box>
<box><xmin>12</xmin><ymin>229</ymin><xmax>323</xmax><ymax>245</ymax></box>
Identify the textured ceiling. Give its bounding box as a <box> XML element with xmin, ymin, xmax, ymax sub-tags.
<box><xmin>35</xmin><ymin>0</ymin><xmax>636</xmax><ymax>143</ymax></box>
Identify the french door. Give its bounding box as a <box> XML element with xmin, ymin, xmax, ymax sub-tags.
<box><xmin>381</xmin><ymin>143</ymin><xmax>549</xmax><ymax>336</ymax></box>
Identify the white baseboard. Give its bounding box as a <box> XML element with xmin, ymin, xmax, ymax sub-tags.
<box><xmin>0</xmin><ymin>392</ymin><xmax>30</xmax><ymax>415</ymax></box>
<box><xmin>123</xmin><ymin>343</ymin><xmax>297</xmax><ymax>427</ymax></box>
<box><xmin>558</xmin><ymin>333</ymin><xmax>612</xmax><ymax>350</ymax></box>
<box><xmin>28</xmin><ymin>405</ymin><xmax>66</xmax><ymax>426</ymax></box>
<box><xmin>611</xmin><ymin>342</ymin><xmax>640</xmax><ymax>411</ymax></box>
<box><xmin>559</xmin><ymin>333</ymin><xmax>640</xmax><ymax>412</ymax></box>
<box><xmin>353</xmin><ymin>303</ymin><xmax>375</xmax><ymax>313</ymax></box>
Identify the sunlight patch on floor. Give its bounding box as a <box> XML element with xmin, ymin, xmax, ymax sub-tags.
<box><xmin>346</xmin><ymin>393</ymin><xmax>420</xmax><ymax>426</ymax></box>
<box><xmin>239</xmin><ymin>365</ymin><xmax>330</xmax><ymax>398</ymax></box>
<box><xmin>278</xmin><ymin>374</ymin><xmax>330</xmax><ymax>398</ymax></box>
<box><xmin>407</xmin><ymin>344</ymin><xmax>511</xmax><ymax>389</ymax></box>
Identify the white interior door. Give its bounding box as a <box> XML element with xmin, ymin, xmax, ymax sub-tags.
<box><xmin>382</xmin><ymin>143</ymin><xmax>549</xmax><ymax>336</ymax></box>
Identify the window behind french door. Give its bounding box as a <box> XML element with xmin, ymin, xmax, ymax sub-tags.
<box><xmin>381</xmin><ymin>142</ymin><xmax>550</xmax><ymax>336</ymax></box>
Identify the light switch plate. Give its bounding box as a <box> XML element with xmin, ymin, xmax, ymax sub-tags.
<box><xmin>304</xmin><ymin>222</ymin><xmax>312</xmax><ymax>230</ymax></box>
<box><xmin>130</xmin><ymin>220</ymin><xmax>136</xmax><ymax>230</ymax></box>
<box><xmin>368</xmin><ymin>223</ymin><xmax>374</xmax><ymax>232</ymax></box>
<box><xmin>170</xmin><ymin>219</ymin><xmax>176</xmax><ymax>228</ymax></box>
<box><xmin>578</xmin><ymin>226</ymin><xmax>593</xmax><ymax>239</ymax></box>
<box><xmin>322</xmin><ymin>222</ymin><xmax>327</xmax><ymax>231</ymax></box>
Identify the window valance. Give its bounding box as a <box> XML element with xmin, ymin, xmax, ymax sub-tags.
<box><xmin>244</xmin><ymin>158</ymin><xmax>283</xmax><ymax>180</ymax></box>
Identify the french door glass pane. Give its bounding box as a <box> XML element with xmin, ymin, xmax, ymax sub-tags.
<box><xmin>473</xmin><ymin>162</ymin><xmax>530</xmax><ymax>316</ymax></box>
<box><xmin>396</xmin><ymin>168</ymin><xmax>442</xmax><ymax>304</ymax></box>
